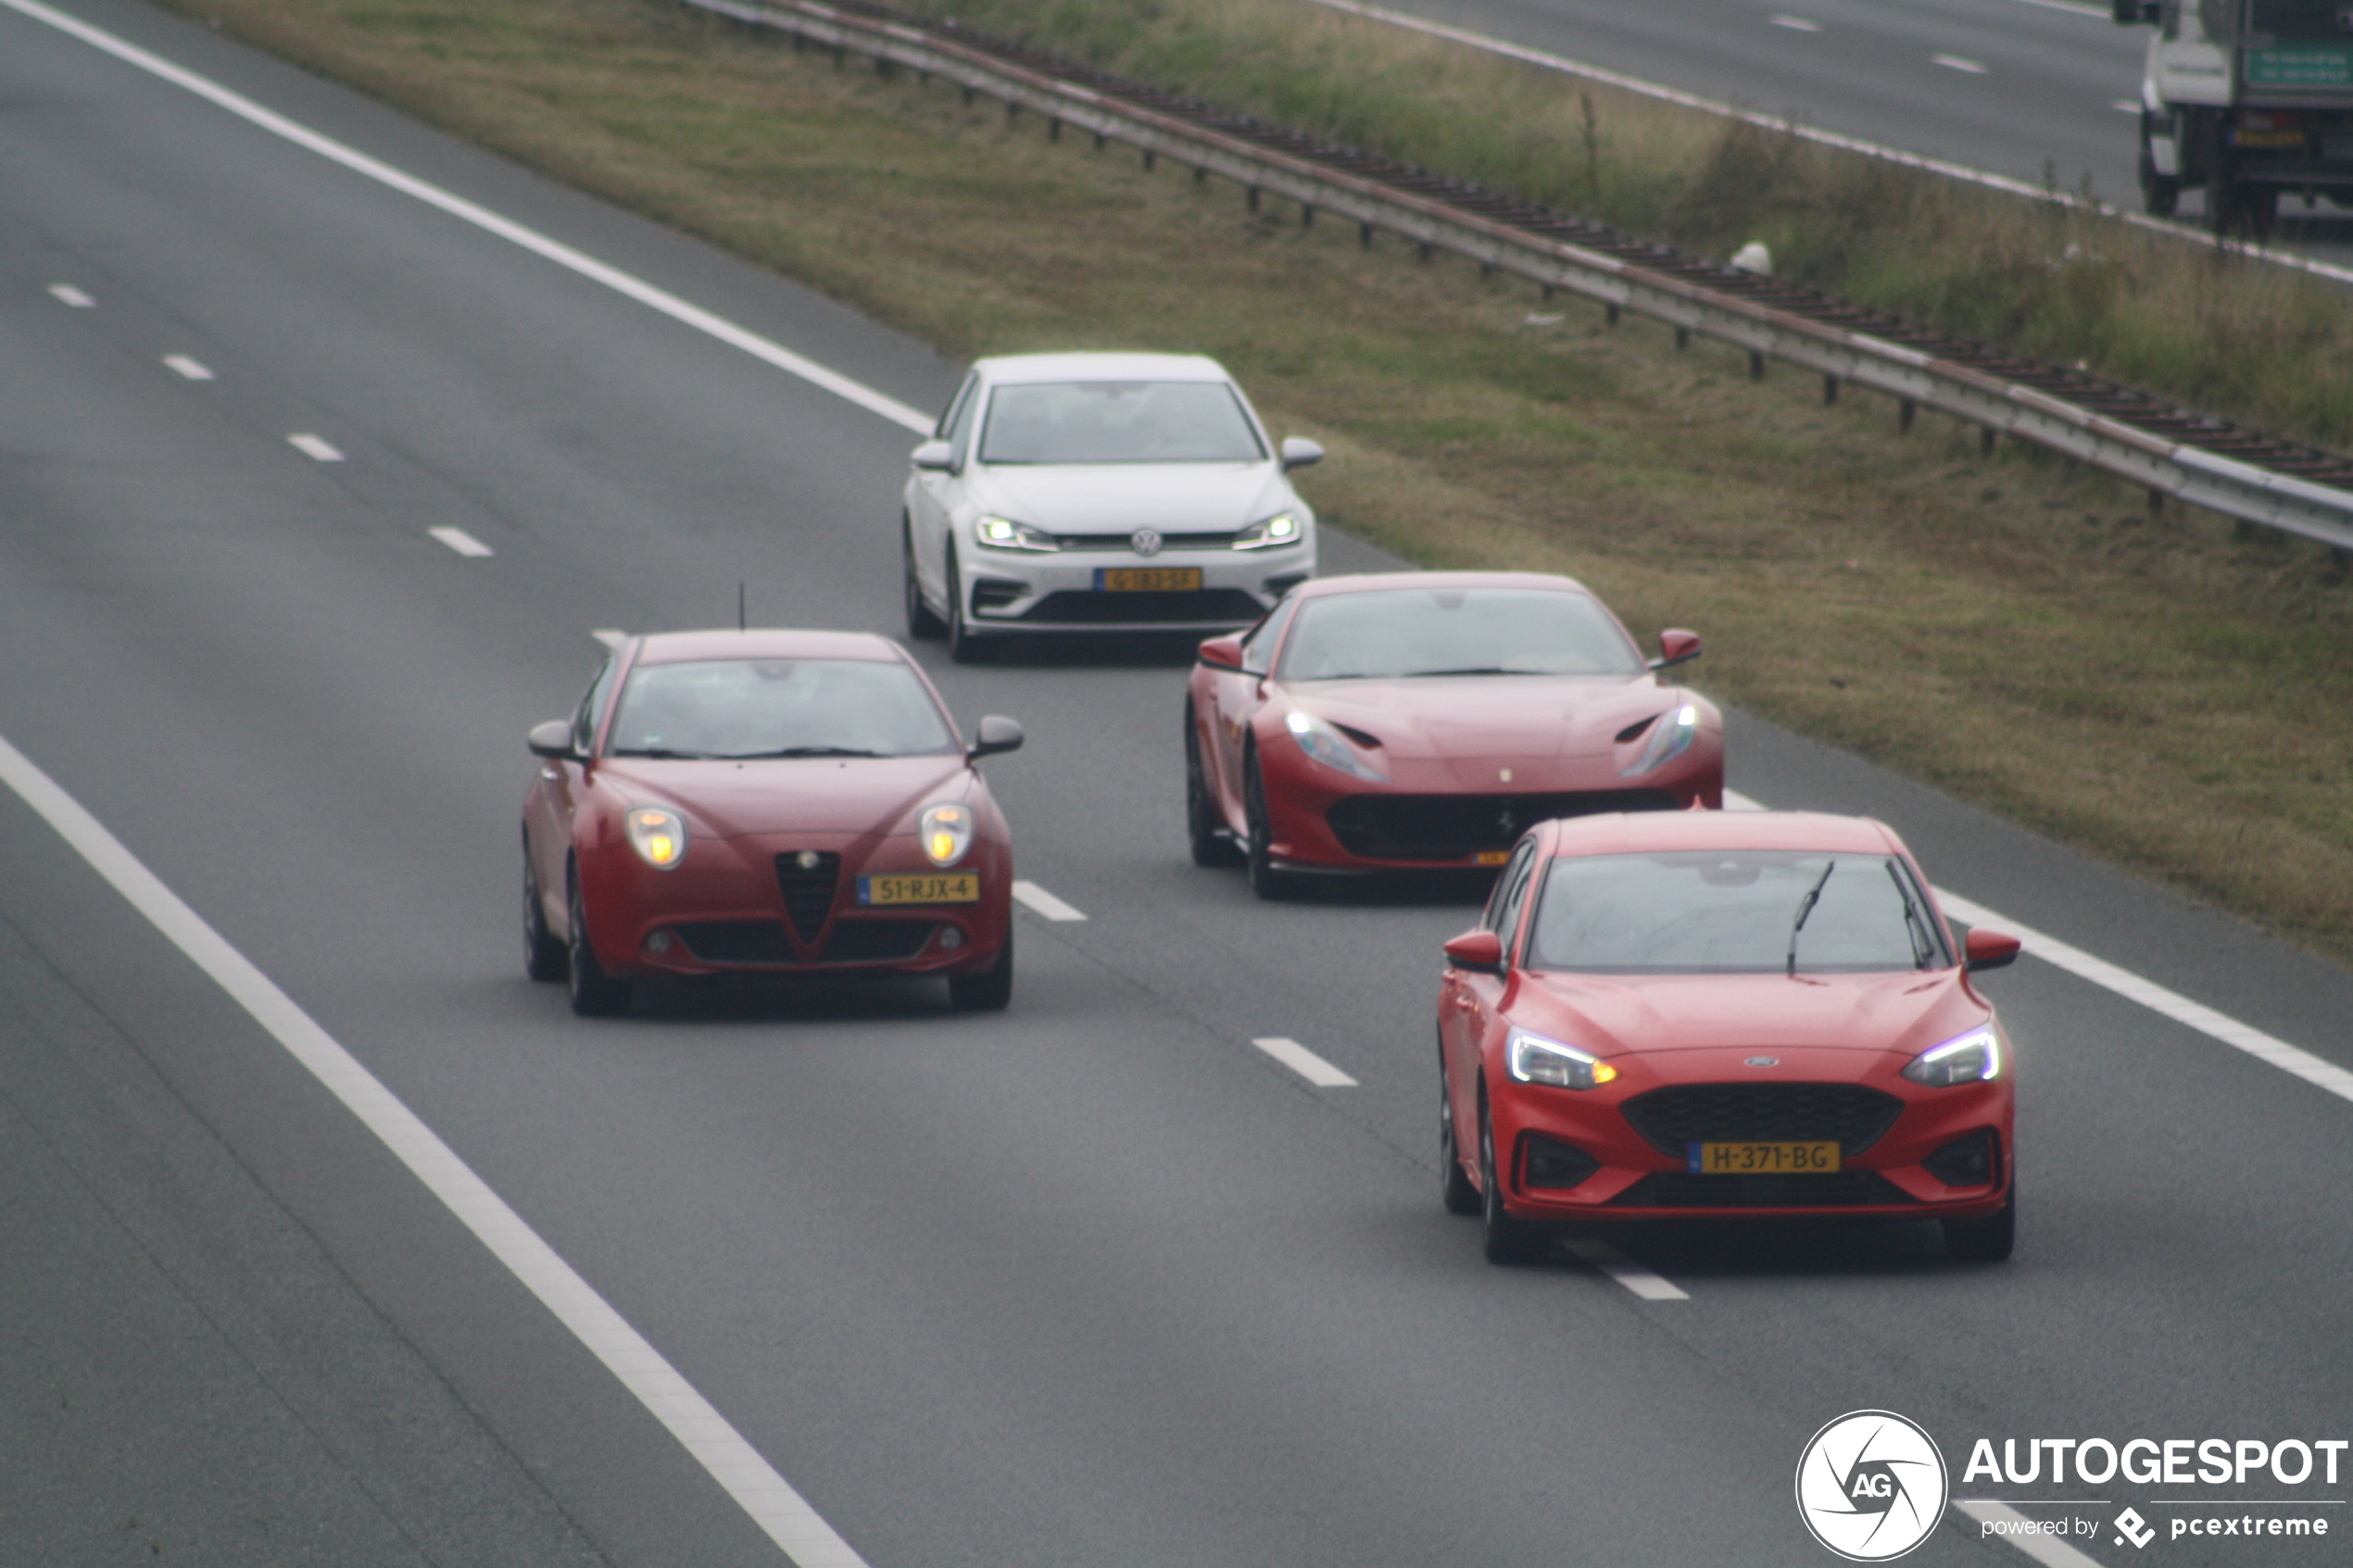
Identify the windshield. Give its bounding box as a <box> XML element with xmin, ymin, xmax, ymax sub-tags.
<box><xmin>1277</xmin><ymin>588</ymin><xmax>1645</xmax><ymax>681</ymax></box>
<box><xmin>977</xmin><ymin>381</ymin><xmax>1266</xmax><ymax>465</ymax></box>
<box><xmin>1525</xmin><ymin>851</ymin><xmax>1948</xmax><ymax>974</ymax></box>
<box><xmin>607</xmin><ymin>658</ymin><xmax>957</xmax><ymax>759</ymax></box>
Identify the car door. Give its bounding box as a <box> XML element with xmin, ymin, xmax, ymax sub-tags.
<box><xmin>1203</xmin><ymin>595</ymin><xmax>1297</xmax><ymax>826</ymax></box>
<box><xmin>528</xmin><ymin>651</ymin><xmax>620</xmax><ymax>928</ymax></box>
<box><xmin>909</xmin><ymin>372</ymin><xmax>981</xmax><ymax>609</ymax></box>
<box><xmin>1441</xmin><ymin>836</ymin><xmax>1538</xmax><ymax>1154</ymax></box>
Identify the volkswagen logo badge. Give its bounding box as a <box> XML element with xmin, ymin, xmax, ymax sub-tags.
<box><xmin>1744</xmin><ymin>1056</ymin><xmax>1780</xmax><ymax>1067</ymax></box>
<box><xmin>1131</xmin><ymin>527</ymin><xmax>1164</xmax><ymax>558</ymax></box>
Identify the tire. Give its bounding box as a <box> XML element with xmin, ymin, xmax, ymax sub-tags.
<box><xmin>1440</xmin><ymin>1057</ymin><xmax>1480</xmax><ymax>1216</ymax></box>
<box><xmin>566</xmin><ymin>866</ymin><xmax>633</xmax><ymax>1018</ymax></box>
<box><xmin>522</xmin><ymin>834</ymin><xmax>566</xmax><ymax>983</ymax></box>
<box><xmin>1479</xmin><ymin>1093</ymin><xmax>1548</xmax><ymax>1264</ymax></box>
<box><xmin>903</xmin><ymin>517</ymin><xmax>946</xmax><ymax>640</ymax></box>
<box><xmin>949</xmin><ymin>927</ymin><xmax>1013</xmax><ymax>1011</ymax></box>
<box><xmin>1242</xmin><ymin>750</ymin><xmax>1296</xmax><ymax>901</ymax></box>
<box><xmin>1185</xmin><ymin>704</ymin><xmax>1240</xmax><ymax>868</ymax></box>
<box><xmin>1943</xmin><ymin>1179</ymin><xmax>2016</xmax><ymax>1262</ymax></box>
<box><xmin>945</xmin><ymin>546</ymin><xmax>989</xmax><ymax>664</ymax></box>
<box><xmin>2138</xmin><ymin>148</ymin><xmax>2179</xmax><ymax>217</ymax></box>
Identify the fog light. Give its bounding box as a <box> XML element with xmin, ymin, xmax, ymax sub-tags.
<box><xmin>645</xmin><ymin>930</ymin><xmax>673</xmax><ymax>954</ymax></box>
<box><xmin>1523</xmin><ymin>1135</ymin><xmax>1601</xmax><ymax>1190</ymax></box>
<box><xmin>937</xmin><ymin>927</ymin><xmax>965</xmax><ymax>951</ymax></box>
<box><xmin>1924</xmin><ymin>1130</ymin><xmax>1996</xmax><ymax>1188</ymax></box>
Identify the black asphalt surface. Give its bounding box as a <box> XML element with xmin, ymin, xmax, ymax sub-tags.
<box><xmin>1327</xmin><ymin>0</ymin><xmax>2353</xmax><ymax>262</ymax></box>
<box><xmin>3</xmin><ymin>3</ymin><xmax>2350</xmax><ymax>1565</ymax></box>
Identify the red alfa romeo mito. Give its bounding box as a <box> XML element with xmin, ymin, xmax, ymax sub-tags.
<box><xmin>522</xmin><ymin>629</ymin><xmax>1022</xmax><ymax>1016</ymax></box>
<box><xmin>1438</xmin><ymin>810</ymin><xmax>2020</xmax><ymax>1262</ymax></box>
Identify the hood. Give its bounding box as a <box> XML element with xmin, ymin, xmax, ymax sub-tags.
<box><xmin>973</xmin><ymin>462</ymin><xmax>1291</xmax><ymax>533</ymax></box>
<box><xmin>1290</xmin><ymin>675</ymin><xmax>1682</xmax><ymax>761</ymax></box>
<box><xmin>598</xmin><ymin>755</ymin><xmax>970</xmax><ymax>835</ymax></box>
<box><xmin>1511</xmin><ymin>969</ymin><xmax>1982</xmax><ymax>1060</ymax></box>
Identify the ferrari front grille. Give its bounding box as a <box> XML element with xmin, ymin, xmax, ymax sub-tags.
<box><xmin>1618</xmin><ymin>1083</ymin><xmax>1906</xmax><ymax>1159</ymax></box>
<box><xmin>1324</xmin><ymin>790</ymin><xmax>1679</xmax><ymax>860</ymax></box>
<box><xmin>774</xmin><ymin>852</ymin><xmax>842</xmax><ymax>943</ymax></box>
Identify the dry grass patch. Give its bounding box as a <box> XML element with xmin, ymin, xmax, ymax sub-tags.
<box><xmin>154</xmin><ymin>0</ymin><xmax>2353</xmax><ymax>963</ymax></box>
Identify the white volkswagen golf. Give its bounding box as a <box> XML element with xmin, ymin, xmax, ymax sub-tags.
<box><xmin>901</xmin><ymin>353</ymin><xmax>1321</xmax><ymax>659</ymax></box>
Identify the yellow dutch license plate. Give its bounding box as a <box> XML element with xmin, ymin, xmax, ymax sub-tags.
<box><xmin>1688</xmin><ymin>1141</ymin><xmax>1842</xmax><ymax>1174</ymax></box>
<box><xmin>1473</xmin><ymin>850</ymin><xmax>1512</xmax><ymax>867</ymax></box>
<box><xmin>858</xmin><ymin>872</ymin><xmax>980</xmax><ymax>907</ymax></box>
<box><xmin>1095</xmin><ymin>567</ymin><xmax>1202</xmax><ymax>592</ymax></box>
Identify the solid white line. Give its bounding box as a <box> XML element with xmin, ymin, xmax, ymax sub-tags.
<box><xmin>5</xmin><ymin>0</ymin><xmax>935</xmax><ymax>436</ymax></box>
<box><xmin>163</xmin><ymin>353</ymin><xmax>215</xmax><ymax>381</ymax></box>
<box><xmin>429</xmin><ymin>525</ymin><xmax>495</xmax><ymax>558</ymax></box>
<box><xmin>1561</xmin><ymin>1238</ymin><xmax>1690</xmax><ymax>1300</ymax></box>
<box><xmin>1251</xmin><ymin>1035</ymin><xmax>1359</xmax><ymax>1087</ymax></box>
<box><xmin>1769</xmin><ymin>15</ymin><xmax>1822</xmax><ymax>31</ymax></box>
<box><xmin>1011</xmin><ymin>880</ymin><xmax>1088</xmax><ymax>922</ymax></box>
<box><xmin>1720</xmin><ymin>791</ymin><xmax>2353</xmax><ymax>1109</ymax></box>
<box><xmin>1933</xmin><ymin>54</ymin><xmax>1990</xmax><ymax>74</ymax></box>
<box><xmin>1295</xmin><ymin>0</ymin><xmax>2353</xmax><ymax>288</ymax></box>
<box><xmin>48</xmin><ymin>282</ymin><xmax>95</xmax><ymax>307</ymax></box>
<box><xmin>286</xmin><ymin>432</ymin><xmax>344</xmax><ymax>462</ymax></box>
<box><xmin>1952</xmin><ymin>1500</ymin><xmax>2110</xmax><ymax>1566</ymax></box>
<box><xmin>1998</xmin><ymin>0</ymin><xmax>2109</xmax><ymax>18</ymax></box>
<box><xmin>591</xmin><ymin>628</ymin><xmax>628</xmax><ymax>648</ymax></box>
<box><xmin>0</xmin><ymin>734</ymin><xmax>868</xmax><ymax>1567</ymax></box>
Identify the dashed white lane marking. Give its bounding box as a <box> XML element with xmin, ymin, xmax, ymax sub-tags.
<box><xmin>1722</xmin><ymin>790</ymin><xmax>2353</xmax><ymax>1108</ymax></box>
<box><xmin>1953</xmin><ymin>1500</ymin><xmax>2110</xmax><ymax>1566</ymax></box>
<box><xmin>2113</xmin><ymin>97</ymin><xmax>2142</xmax><ymax>113</ymax></box>
<box><xmin>1252</xmin><ymin>1036</ymin><xmax>1358</xmax><ymax>1087</ymax></box>
<box><xmin>48</xmin><ymin>282</ymin><xmax>95</xmax><ymax>307</ymax></box>
<box><xmin>2001</xmin><ymin>0</ymin><xmax>2109</xmax><ymax>18</ymax></box>
<box><xmin>7</xmin><ymin>0</ymin><xmax>932</xmax><ymax>436</ymax></box>
<box><xmin>1769</xmin><ymin>15</ymin><xmax>1822</xmax><ymax>31</ymax></box>
<box><xmin>1933</xmin><ymin>53</ymin><xmax>1990</xmax><ymax>73</ymax></box>
<box><xmin>1011</xmin><ymin>880</ymin><xmax>1087</xmax><ymax>922</ymax></box>
<box><xmin>0</xmin><ymin>732</ymin><xmax>873</xmax><ymax>1568</ymax></box>
<box><xmin>1562</xmin><ymin>1238</ymin><xmax>1691</xmax><ymax>1301</ymax></box>
<box><xmin>591</xmin><ymin>629</ymin><xmax>628</xmax><ymax>648</ymax></box>
<box><xmin>163</xmin><ymin>354</ymin><xmax>215</xmax><ymax>381</ymax></box>
<box><xmin>429</xmin><ymin>525</ymin><xmax>495</xmax><ymax>558</ymax></box>
<box><xmin>286</xmin><ymin>433</ymin><xmax>344</xmax><ymax>462</ymax></box>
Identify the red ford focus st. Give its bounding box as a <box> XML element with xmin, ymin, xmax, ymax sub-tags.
<box><xmin>1185</xmin><ymin>572</ymin><xmax>1722</xmax><ymax>897</ymax></box>
<box><xmin>522</xmin><ymin>629</ymin><xmax>1023</xmax><ymax>1016</ymax></box>
<box><xmin>1437</xmin><ymin>810</ymin><xmax>2020</xmax><ymax>1262</ymax></box>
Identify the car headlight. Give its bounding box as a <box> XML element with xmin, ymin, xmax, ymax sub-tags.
<box><xmin>1620</xmin><ymin>702</ymin><xmax>1699</xmax><ymax>776</ymax></box>
<box><xmin>1507</xmin><ymin>1028</ymin><xmax>1618</xmax><ymax>1090</ymax></box>
<box><xmin>1234</xmin><ymin>511</ymin><xmax>1302</xmax><ymax>550</ymax></box>
<box><xmin>919</xmin><ymin>802</ymin><xmax>975</xmax><ymax>867</ymax></box>
<box><xmin>624</xmin><ymin>807</ymin><xmax>689</xmax><ymax>870</ymax></box>
<box><xmin>1284</xmin><ymin>708</ymin><xmax>1388</xmax><ymax>782</ymax></box>
<box><xmin>1903</xmin><ymin>1024</ymin><xmax>2001</xmax><ymax>1087</ymax></box>
<box><xmin>974</xmin><ymin>515</ymin><xmax>1058</xmax><ymax>552</ymax></box>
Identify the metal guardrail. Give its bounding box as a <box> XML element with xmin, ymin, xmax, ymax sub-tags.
<box><xmin>676</xmin><ymin>0</ymin><xmax>2353</xmax><ymax>555</ymax></box>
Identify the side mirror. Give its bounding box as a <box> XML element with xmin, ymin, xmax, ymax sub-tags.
<box><xmin>1197</xmin><ymin>634</ymin><xmax>1245</xmax><ymax>671</ymax></box>
<box><xmin>527</xmin><ymin>720</ymin><xmax>578</xmax><ymax>760</ymax></box>
<box><xmin>1648</xmin><ymin>628</ymin><xmax>1702</xmax><ymax>671</ymax></box>
<box><xmin>1442</xmin><ymin>928</ymin><xmax>1505</xmax><ymax>973</ymax></box>
<box><xmin>1965</xmin><ymin>928</ymin><xmax>2022</xmax><ymax>973</ymax></box>
<box><xmin>1278</xmin><ymin>437</ymin><xmax>1324</xmax><ymax>471</ymax></box>
<box><xmin>911</xmin><ymin>439</ymin><xmax>955</xmax><ymax>471</ymax></box>
<box><xmin>969</xmin><ymin>715</ymin><xmax>1025</xmax><ymax>759</ymax></box>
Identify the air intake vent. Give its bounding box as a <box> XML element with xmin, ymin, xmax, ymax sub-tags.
<box><xmin>1619</xmin><ymin>1083</ymin><xmax>1905</xmax><ymax>1158</ymax></box>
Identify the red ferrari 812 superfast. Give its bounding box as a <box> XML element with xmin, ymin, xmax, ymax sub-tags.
<box><xmin>522</xmin><ymin>629</ymin><xmax>1023</xmax><ymax>1016</ymax></box>
<box><xmin>1438</xmin><ymin>809</ymin><xmax>2020</xmax><ymax>1263</ymax></box>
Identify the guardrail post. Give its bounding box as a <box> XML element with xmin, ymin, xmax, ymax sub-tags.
<box><xmin>1302</xmin><ymin>204</ymin><xmax>1315</xmax><ymax>229</ymax></box>
<box><xmin>1247</xmin><ymin>187</ymin><xmax>1260</xmax><ymax>213</ymax></box>
<box><xmin>1049</xmin><ymin>118</ymin><xmax>1061</xmax><ymax>142</ymax></box>
<box><xmin>2148</xmin><ymin>489</ymin><xmax>2165</xmax><ymax>517</ymax></box>
<box><xmin>1749</xmin><ymin>351</ymin><xmax>1767</xmax><ymax>381</ymax></box>
<box><xmin>1823</xmin><ymin>374</ymin><xmax>1840</xmax><ymax>405</ymax></box>
<box><xmin>1982</xmin><ymin>428</ymin><xmax>1998</xmax><ymax>457</ymax></box>
<box><xmin>1143</xmin><ymin>150</ymin><xmax>1155</xmax><ymax>171</ymax></box>
<box><xmin>1360</xmin><ymin>222</ymin><xmax>1375</xmax><ymax>249</ymax></box>
<box><xmin>1899</xmin><ymin>399</ymin><xmax>1917</xmax><ymax>433</ymax></box>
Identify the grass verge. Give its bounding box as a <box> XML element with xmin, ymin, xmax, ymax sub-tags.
<box><xmin>144</xmin><ymin>0</ymin><xmax>2353</xmax><ymax>964</ymax></box>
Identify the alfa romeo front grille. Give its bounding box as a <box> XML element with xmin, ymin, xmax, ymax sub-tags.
<box><xmin>774</xmin><ymin>852</ymin><xmax>842</xmax><ymax>943</ymax></box>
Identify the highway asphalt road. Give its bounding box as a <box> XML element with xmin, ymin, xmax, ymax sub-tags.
<box><xmin>3</xmin><ymin>3</ymin><xmax>2350</xmax><ymax>1564</ymax></box>
<box><xmin>1322</xmin><ymin>0</ymin><xmax>2353</xmax><ymax>262</ymax></box>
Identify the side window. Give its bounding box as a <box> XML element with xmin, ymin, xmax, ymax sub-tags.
<box><xmin>1239</xmin><ymin>596</ymin><xmax>1298</xmax><ymax>677</ymax></box>
<box><xmin>945</xmin><ymin>377</ymin><xmax>984</xmax><ymax>461</ymax></box>
<box><xmin>935</xmin><ymin>372</ymin><xmax>977</xmax><ymax>440</ymax></box>
<box><xmin>1483</xmin><ymin>841</ymin><xmax>1541</xmax><ymax>954</ymax></box>
<box><xmin>572</xmin><ymin>655</ymin><xmax>619</xmax><ymax>757</ymax></box>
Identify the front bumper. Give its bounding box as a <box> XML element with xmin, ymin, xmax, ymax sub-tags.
<box><xmin>960</xmin><ymin>542</ymin><xmax>1314</xmax><ymax>634</ymax></box>
<box><xmin>578</xmin><ymin>829</ymin><xmax>1012</xmax><ymax>979</ymax></box>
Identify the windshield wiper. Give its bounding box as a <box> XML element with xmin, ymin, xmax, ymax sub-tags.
<box><xmin>1786</xmin><ymin>860</ymin><xmax>1837</xmax><ymax>977</ymax></box>
<box><xmin>733</xmin><ymin>746</ymin><xmax>887</xmax><ymax>759</ymax></box>
<box><xmin>1397</xmin><ymin>666</ymin><xmax>1543</xmax><ymax>678</ymax></box>
<box><xmin>612</xmin><ymin>746</ymin><xmax>719</xmax><ymax>759</ymax></box>
<box><xmin>1889</xmin><ymin>862</ymin><xmax>1936</xmax><ymax>970</ymax></box>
